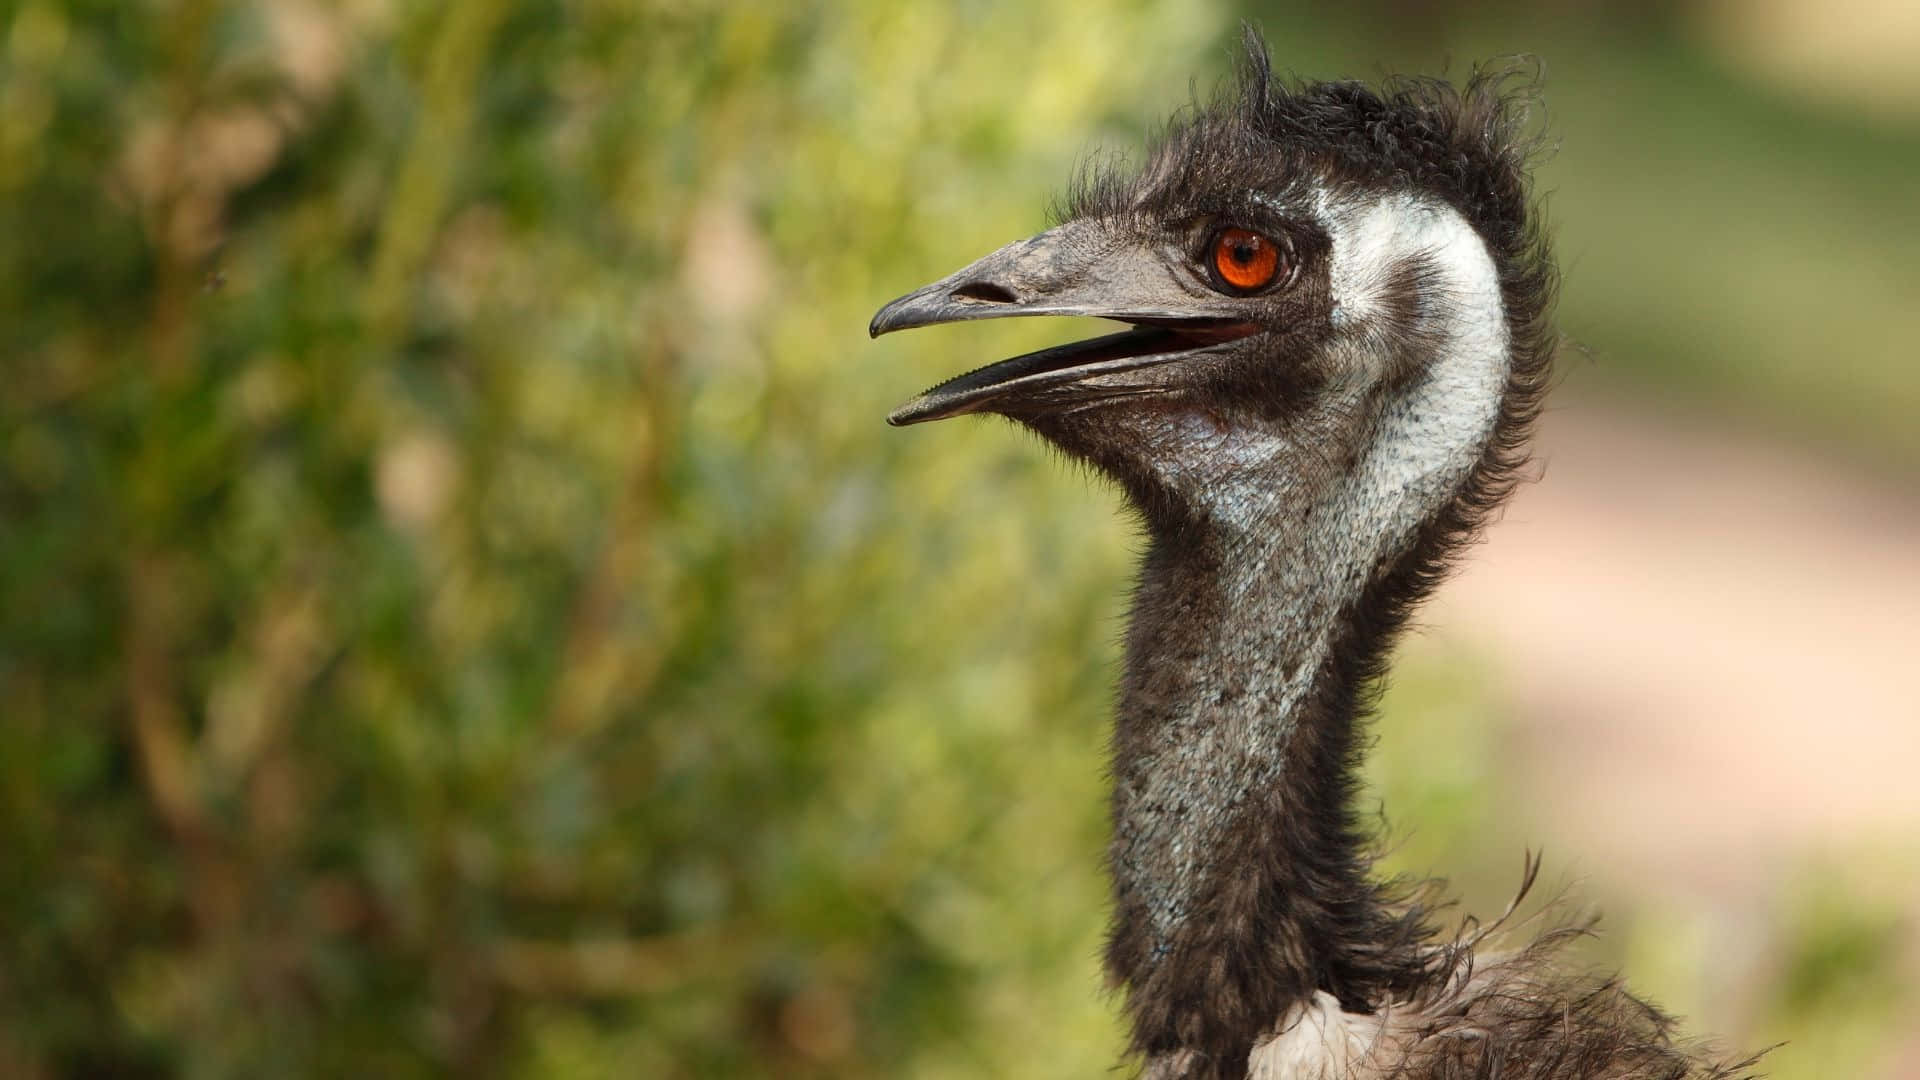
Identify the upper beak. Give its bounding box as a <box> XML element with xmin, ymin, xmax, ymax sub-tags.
<box><xmin>869</xmin><ymin>221</ymin><xmax>1209</xmax><ymax>337</ymax></box>
<box><xmin>869</xmin><ymin>220</ymin><xmax>1255</xmax><ymax>425</ymax></box>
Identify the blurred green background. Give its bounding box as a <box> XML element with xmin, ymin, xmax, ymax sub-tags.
<box><xmin>2</xmin><ymin>0</ymin><xmax>1916</xmax><ymax>1076</ymax></box>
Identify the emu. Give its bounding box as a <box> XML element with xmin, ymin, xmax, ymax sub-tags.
<box><xmin>870</xmin><ymin>32</ymin><xmax>1753</xmax><ymax>1080</ymax></box>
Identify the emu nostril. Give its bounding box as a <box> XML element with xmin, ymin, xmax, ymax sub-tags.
<box><xmin>951</xmin><ymin>281</ymin><xmax>1018</xmax><ymax>304</ymax></box>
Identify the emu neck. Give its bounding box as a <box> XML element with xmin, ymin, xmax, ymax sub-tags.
<box><xmin>1106</xmin><ymin>444</ymin><xmax>1416</xmax><ymax>1013</ymax></box>
<box><xmin>1103</xmin><ymin>394</ymin><xmax>1487</xmax><ymax>1065</ymax></box>
<box><xmin>1100</xmin><ymin>195</ymin><xmax>1514</xmax><ymax>1071</ymax></box>
<box><xmin>1113</xmin><ymin>470</ymin><xmax>1397</xmax><ymax>976</ymax></box>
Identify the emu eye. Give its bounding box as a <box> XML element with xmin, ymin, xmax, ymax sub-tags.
<box><xmin>1208</xmin><ymin>227</ymin><xmax>1286</xmax><ymax>293</ymax></box>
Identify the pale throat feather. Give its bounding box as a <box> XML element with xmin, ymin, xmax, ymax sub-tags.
<box><xmin>1114</xmin><ymin>191</ymin><xmax>1512</xmax><ymax>951</ymax></box>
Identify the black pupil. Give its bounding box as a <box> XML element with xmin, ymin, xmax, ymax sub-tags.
<box><xmin>1231</xmin><ymin>239</ymin><xmax>1258</xmax><ymax>265</ymax></box>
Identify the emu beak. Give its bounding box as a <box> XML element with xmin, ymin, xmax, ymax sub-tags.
<box><xmin>869</xmin><ymin>220</ymin><xmax>1257</xmax><ymax>425</ymax></box>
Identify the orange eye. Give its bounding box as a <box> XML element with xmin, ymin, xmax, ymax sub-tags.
<box><xmin>1209</xmin><ymin>228</ymin><xmax>1283</xmax><ymax>292</ymax></box>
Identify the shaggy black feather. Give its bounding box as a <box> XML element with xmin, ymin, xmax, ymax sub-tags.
<box><xmin>877</xmin><ymin>25</ymin><xmax>1762</xmax><ymax>1080</ymax></box>
<box><xmin>1067</xmin><ymin>33</ymin><xmax>1573</xmax><ymax>1073</ymax></box>
<box><xmin>1082</xmin><ymin>36</ymin><xmax>1752</xmax><ymax>1077</ymax></box>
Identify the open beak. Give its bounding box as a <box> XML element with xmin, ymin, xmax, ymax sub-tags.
<box><xmin>869</xmin><ymin>221</ymin><xmax>1257</xmax><ymax>425</ymax></box>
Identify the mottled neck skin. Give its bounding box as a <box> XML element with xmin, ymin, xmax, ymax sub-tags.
<box><xmin>1110</xmin><ymin>406</ymin><xmax>1398</xmax><ymax>974</ymax></box>
<box><xmin>1060</xmin><ymin>195</ymin><xmax>1513</xmax><ymax>1071</ymax></box>
<box><xmin>1107</xmin><ymin>435</ymin><xmax>1431</xmax><ymax>1054</ymax></box>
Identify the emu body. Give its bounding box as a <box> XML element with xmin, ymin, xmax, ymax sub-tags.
<box><xmin>871</xmin><ymin>34</ymin><xmax>1749</xmax><ymax>1080</ymax></box>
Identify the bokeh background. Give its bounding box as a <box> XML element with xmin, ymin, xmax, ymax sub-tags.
<box><xmin>3</xmin><ymin>0</ymin><xmax>1916</xmax><ymax>1075</ymax></box>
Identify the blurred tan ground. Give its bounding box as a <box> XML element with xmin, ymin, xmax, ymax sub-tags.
<box><xmin>1699</xmin><ymin>0</ymin><xmax>1920</xmax><ymax>119</ymax></box>
<box><xmin>1439</xmin><ymin>402</ymin><xmax>1920</xmax><ymax>866</ymax></box>
<box><xmin>1422</xmin><ymin>399</ymin><xmax>1920</xmax><ymax>1067</ymax></box>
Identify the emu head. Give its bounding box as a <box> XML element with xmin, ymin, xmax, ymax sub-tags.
<box><xmin>871</xmin><ymin>36</ymin><xmax>1555</xmax><ymax>538</ymax></box>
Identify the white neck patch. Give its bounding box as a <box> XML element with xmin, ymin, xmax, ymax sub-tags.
<box><xmin>1315</xmin><ymin>189</ymin><xmax>1510</xmax><ymax>562</ymax></box>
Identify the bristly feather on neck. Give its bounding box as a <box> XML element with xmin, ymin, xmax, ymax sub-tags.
<box><xmin>1061</xmin><ymin>32</ymin><xmax>1562</xmax><ymax>1079</ymax></box>
<box><xmin>871</xmin><ymin>23</ymin><xmax>1756</xmax><ymax>1079</ymax></box>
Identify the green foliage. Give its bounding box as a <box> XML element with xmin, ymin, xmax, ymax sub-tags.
<box><xmin>1756</xmin><ymin>864</ymin><xmax>1915</xmax><ymax>1079</ymax></box>
<box><xmin>0</xmin><ymin>0</ymin><xmax>1215</xmax><ymax>1074</ymax></box>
